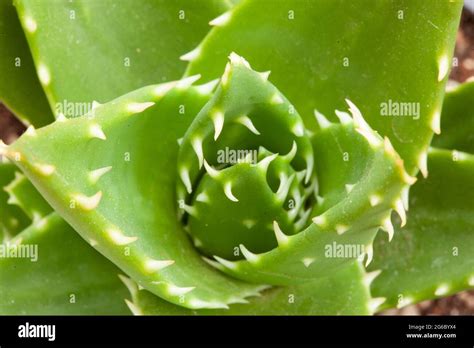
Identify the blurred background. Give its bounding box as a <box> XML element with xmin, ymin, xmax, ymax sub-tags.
<box><xmin>0</xmin><ymin>2</ymin><xmax>473</xmax><ymax>315</ymax></box>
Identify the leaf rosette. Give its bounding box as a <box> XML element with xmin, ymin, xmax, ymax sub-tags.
<box><xmin>1</xmin><ymin>53</ymin><xmax>416</xmax><ymax>313</ymax></box>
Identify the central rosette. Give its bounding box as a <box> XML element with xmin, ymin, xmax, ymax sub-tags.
<box><xmin>176</xmin><ymin>54</ymin><xmax>316</xmax><ymax>260</ymax></box>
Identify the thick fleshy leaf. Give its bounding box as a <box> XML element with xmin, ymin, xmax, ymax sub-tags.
<box><xmin>0</xmin><ymin>213</ymin><xmax>130</xmax><ymax>314</ymax></box>
<box><xmin>186</xmin><ymin>0</ymin><xmax>463</xmax><ymax>173</ymax></box>
<box><xmin>0</xmin><ymin>0</ymin><xmax>53</xmax><ymax>126</ymax></box>
<box><xmin>4</xmin><ymin>171</ymin><xmax>51</xmax><ymax>220</ymax></box>
<box><xmin>5</xmin><ymin>78</ymin><xmax>265</xmax><ymax>310</ymax></box>
<box><xmin>124</xmin><ymin>261</ymin><xmax>376</xmax><ymax>315</ymax></box>
<box><xmin>432</xmin><ymin>81</ymin><xmax>474</xmax><ymax>153</ymax></box>
<box><xmin>173</xmin><ymin>56</ymin><xmax>412</xmax><ymax>287</ymax></box>
<box><xmin>369</xmin><ymin>148</ymin><xmax>474</xmax><ymax>310</ymax></box>
<box><xmin>198</xmin><ymin>63</ymin><xmax>412</xmax><ymax>285</ymax></box>
<box><xmin>15</xmin><ymin>0</ymin><xmax>229</xmax><ymax>116</ymax></box>
<box><xmin>176</xmin><ymin>55</ymin><xmax>316</xmax><ymax>262</ymax></box>
<box><xmin>0</xmin><ymin>162</ymin><xmax>29</xmax><ymax>240</ymax></box>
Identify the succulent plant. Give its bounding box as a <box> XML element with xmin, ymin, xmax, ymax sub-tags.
<box><xmin>0</xmin><ymin>0</ymin><xmax>472</xmax><ymax>315</ymax></box>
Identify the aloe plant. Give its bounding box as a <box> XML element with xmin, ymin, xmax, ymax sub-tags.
<box><xmin>0</xmin><ymin>0</ymin><xmax>471</xmax><ymax>315</ymax></box>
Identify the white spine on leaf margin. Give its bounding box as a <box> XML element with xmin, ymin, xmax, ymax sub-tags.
<box><xmin>224</xmin><ymin>182</ymin><xmax>239</xmax><ymax>202</ymax></box>
<box><xmin>239</xmin><ymin>244</ymin><xmax>260</xmax><ymax>263</ymax></box>
<box><xmin>209</xmin><ymin>11</ymin><xmax>232</xmax><ymax>26</ymax></box>
<box><xmin>313</xmin><ymin>110</ymin><xmax>332</xmax><ymax>129</ymax></box>
<box><xmin>272</xmin><ymin>220</ymin><xmax>289</xmax><ymax>246</ymax></box>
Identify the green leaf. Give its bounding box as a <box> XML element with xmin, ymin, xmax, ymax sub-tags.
<box><xmin>183</xmin><ymin>57</ymin><xmax>411</xmax><ymax>286</ymax></box>
<box><xmin>0</xmin><ymin>162</ymin><xmax>29</xmax><ymax>240</ymax></box>
<box><xmin>0</xmin><ymin>213</ymin><xmax>130</xmax><ymax>314</ymax></box>
<box><xmin>226</xmin><ymin>0</ymin><xmax>241</xmax><ymax>6</ymax></box>
<box><xmin>369</xmin><ymin>148</ymin><xmax>474</xmax><ymax>310</ymax></box>
<box><xmin>0</xmin><ymin>0</ymin><xmax>53</xmax><ymax>126</ymax></box>
<box><xmin>185</xmin><ymin>0</ymin><xmax>462</xmax><ymax>173</ymax></box>
<box><xmin>176</xmin><ymin>55</ymin><xmax>316</xmax><ymax>262</ymax></box>
<box><xmin>125</xmin><ymin>261</ymin><xmax>375</xmax><ymax>315</ymax></box>
<box><xmin>0</xmin><ymin>161</ymin><xmax>129</xmax><ymax>314</ymax></box>
<box><xmin>15</xmin><ymin>0</ymin><xmax>229</xmax><ymax>116</ymax></box>
<box><xmin>6</xmin><ymin>77</ymin><xmax>265</xmax><ymax>310</ymax></box>
<box><xmin>432</xmin><ymin>81</ymin><xmax>474</xmax><ymax>153</ymax></box>
<box><xmin>4</xmin><ymin>171</ymin><xmax>52</xmax><ymax>220</ymax></box>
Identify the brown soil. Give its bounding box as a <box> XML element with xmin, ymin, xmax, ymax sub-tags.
<box><xmin>0</xmin><ymin>103</ymin><xmax>25</xmax><ymax>144</ymax></box>
<box><xmin>451</xmin><ymin>8</ymin><xmax>474</xmax><ymax>82</ymax></box>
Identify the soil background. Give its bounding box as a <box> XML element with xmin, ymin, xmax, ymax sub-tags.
<box><xmin>0</xmin><ymin>7</ymin><xmax>473</xmax><ymax>315</ymax></box>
